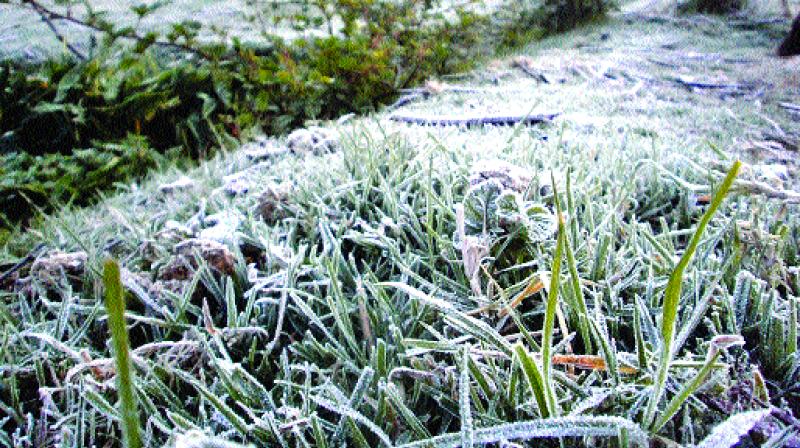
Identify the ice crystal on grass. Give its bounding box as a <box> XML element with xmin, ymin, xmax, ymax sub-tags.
<box><xmin>696</xmin><ymin>409</ymin><xmax>772</xmax><ymax>448</ymax></box>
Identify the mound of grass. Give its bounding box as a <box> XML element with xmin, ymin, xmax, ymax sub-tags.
<box><xmin>1</xmin><ymin>130</ymin><xmax>795</xmax><ymax>445</ymax></box>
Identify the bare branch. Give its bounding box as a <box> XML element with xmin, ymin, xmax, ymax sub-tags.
<box><xmin>27</xmin><ymin>0</ymin><xmax>87</xmax><ymax>60</ymax></box>
<box><xmin>20</xmin><ymin>0</ymin><xmax>216</xmax><ymax>60</ymax></box>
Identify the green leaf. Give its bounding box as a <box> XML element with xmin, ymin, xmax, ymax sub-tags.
<box><xmin>55</xmin><ymin>66</ymin><xmax>82</xmax><ymax>103</ymax></box>
<box><xmin>541</xmin><ymin>173</ymin><xmax>566</xmax><ymax>416</ymax></box>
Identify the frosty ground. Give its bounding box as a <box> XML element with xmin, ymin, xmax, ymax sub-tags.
<box><xmin>2</xmin><ymin>5</ymin><xmax>800</xmax><ymax>447</ymax></box>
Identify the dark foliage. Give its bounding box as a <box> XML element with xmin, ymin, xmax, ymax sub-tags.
<box><xmin>778</xmin><ymin>13</ymin><xmax>800</xmax><ymax>56</ymax></box>
<box><xmin>538</xmin><ymin>0</ymin><xmax>613</xmax><ymax>33</ymax></box>
<box><xmin>677</xmin><ymin>0</ymin><xmax>746</xmax><ymax>14</ymax></box>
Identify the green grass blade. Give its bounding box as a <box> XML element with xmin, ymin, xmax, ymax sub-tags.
<box><xmin>542</xmin><ymin>174</ymin><xmax>566</xmax><ymax>416</ymax></box>
<box><xmin>563</xmin><ymin>170</ymin><xmax>593</xmax><ymax>353</ymax></box>
<box><xmin>652</xmin><ymin>335</ymin><xmax>743</xmax><ymax>432</ymax></box>
<box><xmin>643</xmin><ymin>160</ymin><xmax>741</xmax><ymax>430</ymax></box>
<box><xmin>103</xmin><ymin>258</ymin><xmax>142</xmax><ymax>448</ymax></box>
<box><xmin>333</xmin><ymin>367</ymin><xmax>375</xmax><ymax>443</ymax></box>
<box><xmin>563</xmin><ymin>223</ymin><xmax>593</xmax><ymax>354</ymax></box>
<box><xmin>381</xmin><ymin>281</ymin><xmax>514</xmax><ymax>355</ymax></box>
<box><xmin>173</xmin><ymin>368</ymin><xmax>249</xmax><ymax>435</ymax></box>
<box><xmin>513</xmin><ymin>342</ymin><xmax>550</xmax><ymax>418</ymax></box>
<box><xmin>382</xmin><ymin>381</ymin><xmax>432</xmax><ymax>440</ymax></box>
<box><xmin>311</xmin><ymin>394</ymin><xmax>394</xmax><ymax>447</ymax></box>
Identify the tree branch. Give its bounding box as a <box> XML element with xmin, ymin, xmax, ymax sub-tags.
<box><xmin>27</xmin><ymin>0</ymin><xmax>87</xmax><ymax>60</ymax></box>
<box><xmin>21</xmin><ymin>0</ymin><xmax>215</xmax><ymax>60</ymax></box>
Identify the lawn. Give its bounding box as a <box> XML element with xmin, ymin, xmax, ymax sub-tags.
<box><xmin>1</xmin><ymin>3</ymin><xmax>800</xmax><ymax>447</ymax></box>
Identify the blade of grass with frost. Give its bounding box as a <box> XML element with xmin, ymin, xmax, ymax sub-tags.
<box><xmin>311</xmin><ymin>395</ymin><xmax>394</xmax><ymax>447</ymax></box>
<box><xmin>333</xmin><ymin>367</ymin><xmax>374</xmax><ymax>443</ymax></box>
<box><xmin>380</xmin><ymin>282</ymin><xmax>514</xmax><ymax>355</ymax></box>
<box><xmin>382</xmin><ymin>381</ymin><xmax>432</xmax><ymax>439</ymax></box>
<box><xmin>634</xmin><ymin>300</ymin><xmax>647</xmax><ymax>369</ymax></box>
<box><xmin>460</xmin><ymin>347</ymin><xmax>474</xmax><ymax>447</ymax></box>
<box><xmin>395</xmin><ymin>416</ymin><xmax>648</xmax><ymax>448</ymax></box>
<box><xmin>167</xmin><ymin>410</ymin><xmax>198</xmax><ymax>432</ymax></box>
<box><xmin>652</xmin><ymin>335</ymin><xmax>744</xmax><ymax>432</ymax></box>
<box><xmin>673</xmin><ymin>255</ymin><xmax>732</xmax><ymax>355</ymax></box>
<box><xmin>172</xmin><ymin>368</ymin><xmax>249</xmax><ymax>435</ymax></box>
<box><xmin>225</xmin><ymin>277</ymin><xmax>237</xmax><ymax>328</ymax></box>
<box><xmin>640</xmin><ymin>227</ymin><xmax>677</xmax><ymax>271</ymax></box>
<box><xmin>103</xmin><ymin>259</ymin><xmax>142</xmax><ymax>448</ymax></box>
<box><xmin>467</xmin><ymin>356</ymin><xmax>494</xmax><ymax>406</ymax></box>
<box><xmin>695</xmin><ymin>409</ymin><xmax>772</xmax><ymax>448</ymax></box>
<box><xmin>513</xmin><ymin>342</ymin><xmax>550</xmax><ymax>418</ymax></box>
<box><xmin>288</xmin><ymin>290</ymin><xmax>349</xmax><ymax>355</ymax></box>
<box><xmin>541</xmin><ymin>173</ymin><xmax>567</xmax><ymax>417</ymax></box>
<box><xmin>174</xmin><ymin>431</ymin><xmax>253</xmax><ymax>448</ymax></box>
<box><xmin>642</xmin><ymin>160</ymin><xmax>741</xmax><ymax>430</ymax></box>
<box><xmin>84</xmin><ymin>387</ymin><xmax>118</xmax><ymax>419</ymax></box>
<box><xmin>560</xmin><ymin>170</ymin><xmax>593</xmax><ymax>353</ymax></box>
<box><xmin>563</xmin><ymin>217</ymin><xmax>593</xmax><ymax>354</ymax></box>
<box><xmin>790</xmin><ymin>297</ymin><xmax>797</xmax><ymax>358</ymax></box>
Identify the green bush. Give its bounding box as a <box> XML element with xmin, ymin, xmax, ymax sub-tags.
<box><xmin>494</xmin><ymin>0</ymin><xmax>613</xmax><ymax>40</ymax></box>
<box><xmin>0</xmin><ymin>134</ymin><xmax>162</xmax><ymax>228</ymax></box>
<box><xmin>0</xmin><ymin>54</ymin><xmax>232</xmax><ymax>234</ymax></box>
<box><xmin>0</xmin><ymin>55</ymin><xmax>230</xmax><ymax>157</ymax></box>
<box><xmin>677</xmin><ymin>0</ymin><xmax>747</xmax><ymax>14</ymax></box>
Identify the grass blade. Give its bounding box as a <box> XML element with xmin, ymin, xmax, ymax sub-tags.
<box><xmin>696</xmin><ymin>409</ymin><xmax>771</xmax><ymax>448</ymax></box>
<box><xmin>642</xmin><ymin>160</ymin><xmax>741</xmax><ymax>430</ymax></box>
<box><xmin>103</xmin><ymin>259</ymin><xmax>142</xmax><ymax>448</ymax></box>
<box><xmin>513</xmin><ymin>342</ymin><xmax>550</xmax><ymax>418</ymax></box>
<box><xmin>652</xmin><ymin>335</ymin><xmax>744</xmax><ymax>432</ymax></box>
<box><xmin>396</xmin><ymin>416</ymin><xmax>648</xmax><ymax>447</ymax></box>
<box><xmin>459</xmin><ymin>347</ymin><xmax>474</xmax><ymax>447</ymax></box>
<box><xmin>541</xmin><ymin>174</ymin><xmax>566</xmax><ymax>416</ymax></box>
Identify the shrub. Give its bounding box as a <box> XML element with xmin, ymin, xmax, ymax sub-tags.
<box><xmin>0</xmin><ymin>55</ymin><xmax>230</xmax><ymax>157</ymax></box>
<box><xmin>537</xmin><ymin>0</ymin><xmax>614</xmax><ymax>33</ymax></box>
<box><xmin>0</xmin><ymin>134</ymin><xmax>161</xmax><ymax>229</ymax></box>
<box><xmin>677</xmin><ymin>0</ymin><xmax>747</xmax><ymax>14</ymax></box>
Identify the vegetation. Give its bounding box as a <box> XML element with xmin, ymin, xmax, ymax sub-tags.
<box><xmin>103</xmin><ymin>259</ymin><xmax>143</xmax><ymax>448</ymax></box>
<box><xmin>0</xmin><ymin>0</ymin><xmax>611</xmax><ymax>237</ymax></box>
<box><xmin>676</xmin><ymin>0</ymin><xmax>747</xmax><ymax>14</ymax></box>
<box><xmin>2</xmin><ymin>2</ymin><xmax>799</xmax><ymax>448</ymax></box>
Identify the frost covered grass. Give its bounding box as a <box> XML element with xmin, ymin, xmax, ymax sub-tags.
<box><xmin>2</xmin><ymin>12</ymin><xmax>800</xmax><ymax>448</ymax></box>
